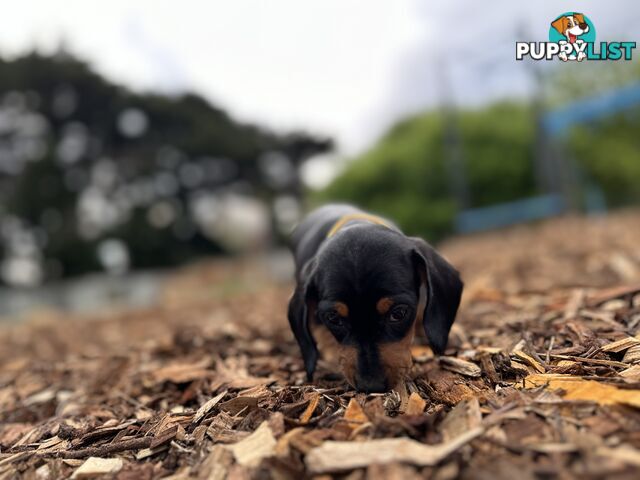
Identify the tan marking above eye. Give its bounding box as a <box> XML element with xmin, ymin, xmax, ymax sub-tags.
<box><xmin>376</xmin><ymin>297</ymin><xmax>394</xmax><ymax>315</ymax></box>
<box><xmin>334</xmin><ymin>302</ymin><xmax>349</xmax><ymax>317</ymax></box>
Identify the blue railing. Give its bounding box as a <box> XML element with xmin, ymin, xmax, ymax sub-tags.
<box><xmin>543</xmin><ymin>82</ymin><xmax>640</xmax><ymax>137</ymax></box>
<box><xmin>455</xmin><ymin>194</ymin><xmax>566</xmax><ymax>233</ymax></box>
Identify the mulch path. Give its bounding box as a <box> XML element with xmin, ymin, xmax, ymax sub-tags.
<box><xmin>2</xmin><ymin>211</ymin><xmax>640</xmax><ymax>479</ymax></box>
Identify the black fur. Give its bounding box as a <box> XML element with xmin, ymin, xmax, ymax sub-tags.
<box><xmin>287</xmin><ymin>204</ymin><xmax>463</xmax><ymax>390</ymax></box>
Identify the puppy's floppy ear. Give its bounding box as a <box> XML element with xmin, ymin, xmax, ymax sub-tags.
<box><xmin>410</xmin><ymin>237</ymin><xmax>463</xmax><ymax>354</ymax></box>
<box><xmin>287</xmin><ymin>260</ymin><xmax>319</xmax><ymax>381</ymax></box>
<box><xmin>573</xmin><ymin>13</ymin><xmax>585</xmax><ymax>24</ymax></box>
<box><xmin>551</xmin><ymin>16</ymin><xmax>569</xmax><ymax>35</ymax></box>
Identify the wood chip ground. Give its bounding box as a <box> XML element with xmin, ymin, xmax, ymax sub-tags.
<box><xmin>2</xmin><ymin>211</ymin><xmax>640</xmax><ymax>479</ymax></box>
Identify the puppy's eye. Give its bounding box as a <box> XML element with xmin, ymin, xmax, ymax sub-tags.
<box><xmin>323</xmin><ymin>310</ymin><xmax>342</xmax><ymax>325</ymax></box>
<box><xmin>389</xmin><ymin>305</ymin><xmax>409</xmax><ymax>322</ymax></box>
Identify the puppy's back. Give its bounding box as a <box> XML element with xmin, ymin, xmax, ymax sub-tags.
<box><xmin>290</xmin><ymin>204</ymin><xmax>362</xmax><ymax>276</ymax></box>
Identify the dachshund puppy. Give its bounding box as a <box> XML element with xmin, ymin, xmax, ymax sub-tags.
<box><xmin>287</xmin><ymin>204</ymin><xmax>463</xmax><ymax>392</ymax></box>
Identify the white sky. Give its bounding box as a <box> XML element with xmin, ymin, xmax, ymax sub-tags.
<box><xmin>2</xmin><ymin>0</ymin><xmax>639</xmax><ymax>165</ymax></box>
<box><xmin>2</xmin><ymin>1</ymin><xmax>427</xmax><ymax>154</ymax></box>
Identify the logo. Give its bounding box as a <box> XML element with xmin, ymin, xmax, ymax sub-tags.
<box><xmin>516</xmin><ymin>12</ymin><xmax>636</xmax><ymax>62</ymax></box>
<box><xmin>549</xmin><ymin>12</ymin><xmax>595</xmax><ymax>61</ymax></box>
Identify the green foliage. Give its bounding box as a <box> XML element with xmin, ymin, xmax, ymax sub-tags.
<box><xmin>544</xmin><ymin>60</ymin><xmax>640</xmax><ymax>107</ymax></box>
<box><xmin>569</xmin><ymin>111</ymin><xmax>640</xmax><ymax>206</ymax></box>
<box><xmin>319</xmin><ymin>82</ymin><xmax>640</xmax><ymax>243</ymax></box>
<box><xmin>318</xmin><ymin>103</ymin><xmax>537</xmax><ymax>241</ymax></box>
<box><xmin>544</xmin><ymin>61</ymin><xmax>640</xmax><ymax>207</ymax></box>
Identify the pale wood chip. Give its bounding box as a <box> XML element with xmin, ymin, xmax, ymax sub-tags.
<box><xmin>0</xmin><ymin>452</ymin><xmax>32</xmax><ymax>467</ymax></box>
<box><xmin>136</xmin><ymin>445</ymin><xmax>169</xmax><ymax>460</ymax></box>
<box><xmin>440</xmin><ymin>398</ymin><xmax>481</xmax><ymax>441</ymax></box>
<box><xmin>71</xmin><ymin>457</ymin><xmax>124</xmax><ymax>479</ymax></box>
<box><xmin>151</xmin><ymin>424</ymin><xmax>179</xmax><ymax>449</ymax></box>
<box><xmin>556</xmin><ymin>360</ymin><xmax>577</xmax><ymax>368</ymax></box>
<box><xmin>620</xmin><ymin>364</ymin><xmax>640</xmax><ymax>382</ymax></box>
<box><xmin>609</xmin><ymin>253</ymin><xmax>638</xmax><ymax>281</ymax></box>
<box><xmin>396</xmin><ymin>382</ymin><xmax>410</xmax><ymax>413</ymax></box>
<box><xmin>193</xmin><ymin>390</ymin><xmax>227</xmax><ymax>424</ymax></box>
<box><xmin>36</xmin><ymin>435</ymin><xmax>69</xmax><ymax>453</ymax></box>
<box><xmin>236</xmin><ymin>385</ymin><xmax>271</xmax><ymax>399</ymax></box>
<box><xmin>23</xmin><ymin>388</ymin><xmax>57</xmax><ymax>406</ymax></box>
<box><xmin>198</xmin><ymin>445</ymin><xmax>233</xmax><ymax>480</ymax></box>
<box><xmin>526</xmin><ymin>443</ymin><xmax>579</xmax><ymax>454</ymax></box>
<box><xmin>225</xmin><ymin>421</ymin><xmax>276</xmax><ymax>467</ymax></box>
<box><xmin>601</xmin><ymin>337</ymin><xmax>640</xmax><ymax>353</ymax></box>
<box><xmin>275</xmin><ymin>427</ymin><xmax>305</xmax><ymax>457</ymax></box>
<box><xmin>305</xmin><ymin>427</ymin><xmax>484</xmax><ymax>473</ymax></box>
<box><xmin>512</xmin><ymin>351</ymin><xmax>545</xmax><ymax>373</ymax></box>
<box><xmin>622</xmin><ymin>344</ymin><xmax>640</xmax><ymax>364</ymax></box>
<box><xmin>595</xmin><ymin>445</ymin><xmax>640</xmax><ymax>467</ymax></box>
<box><xmin>564</xmin><ymin>289</ymin><xmax>586</xmax><ymax>320</ymax></box>
<box><xmin>476</xmin><ymin>346</ymin><xmax>503</xmax><ymax>355</ymax></box>
<box><xmin>440</xmin><ymin>357</ymin><xmax>482</xmax><ymax>377</ymax></box>
<box><xmin>601</xmin><ymin>299</ymin><xmax>628</xmax><ymax>311</ymax></box>
<box><xmin>544</xmin><ymin>354</ymin><xmax>628</xmax><ymax>368</ymax></box>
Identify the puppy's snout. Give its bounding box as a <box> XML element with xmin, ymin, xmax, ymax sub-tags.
<box><xmin>579</xmin><ymin>23</ymin><xmax>588</xmax><ymax>30</ymax></box>
<box><xmin>354</xmin><ymin>374</ymin><xmax>388</xmax><ymax>393</ymax></box>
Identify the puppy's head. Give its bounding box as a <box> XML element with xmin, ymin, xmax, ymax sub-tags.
<box><xmin>551</xmin><ymin>13</ymin><xmax>589</xmax><ymax>38</ymax></box>
<box><xmin>295</xmin><ymin>226</ymin><xmax>462</xmax><ymax>392</ymax></box>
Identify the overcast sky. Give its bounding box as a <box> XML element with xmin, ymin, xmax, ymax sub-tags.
<box><xmin>2</xmin><ymin>0</ymin><xmax>639</xmax><ymax>162</ymax></box>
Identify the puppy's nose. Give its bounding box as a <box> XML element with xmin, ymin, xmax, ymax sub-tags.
<box><xmin>354</xmin><ymin>374</ymin><xmax>388</xmax><ymax>393</ymax></box>
<box><xmin>579</xmin><ymin>23</ymin><xmax>588</xmax><ymax>30</ymax></box>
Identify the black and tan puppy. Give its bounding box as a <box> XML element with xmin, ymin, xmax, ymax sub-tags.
<box><xmin>287</xmin><ymin>204</ymin><xmax>463</xmax><ymax>392</ymax></box>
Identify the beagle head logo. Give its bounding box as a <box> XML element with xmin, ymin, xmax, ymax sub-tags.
<box><xmin>549</xmin><ymin>12</ymin><xmax>595</xmax><ymax>61</ymax></box>
<box><xmin>551</xmin><ymin>13</ymin><xmax>590</xmax><ymax>45</ymax></box>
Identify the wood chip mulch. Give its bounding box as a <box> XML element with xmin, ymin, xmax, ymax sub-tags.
<box><xmin>2</xmin><ymin>211</ymin><xmax>640</xmax><ymax>479</ymax></box>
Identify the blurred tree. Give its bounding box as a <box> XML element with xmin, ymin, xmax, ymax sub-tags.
<box><xmin>318</xmin><ymin>90</ymin><xmax>640</xmax><ymax>243</ymax></box>
<box><xmin>317</xmin><ymin>103</ymin><xmax>536</xmax><ymax>241</ymax></box>
<box><xmin>569</xmin><ymin>109</ymin><xmax>640</xmax><ymax>207</ymax></box>
<box><xmin>544</xmin><ymin>61</ymin><xmax>640</xmax><ymax>207</ymax></box>
<box><xmin>0</xmin><ymin>52</ymin><xmax>331</xmax><ymax>285</ymax></box>
<box><xmin>544</xmin><ymin>61</ymin><xmax>640</xmax><ymax>107</ymax></box>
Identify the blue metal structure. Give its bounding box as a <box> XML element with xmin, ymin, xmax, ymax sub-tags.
<box><xmin>455</xmin><ymin>194</ymin><xmax>566</xmax><ymax>233</ymax></box>
<box><xmin>543</xmin><ymin>82</ymin><xmax>640</xmax><ymax>137</ymax></box>
<box><xmin>454</xmin><ymin>82</ymin><xmax>640</xmax><ymax>233</ymax></box>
